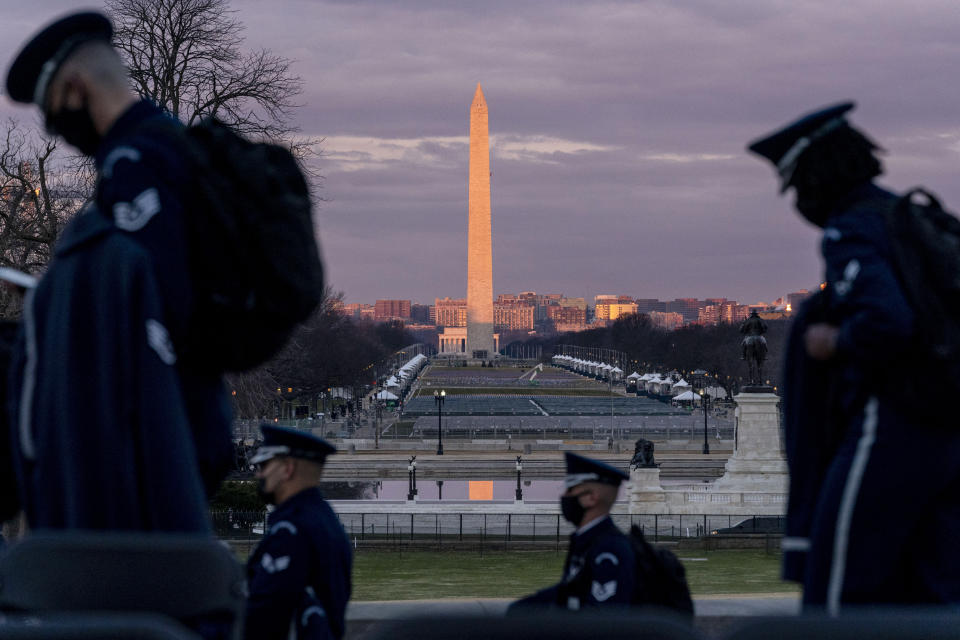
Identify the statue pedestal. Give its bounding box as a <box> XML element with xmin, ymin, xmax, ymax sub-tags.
<box><xmin>711</xmin><ymin>391</ymin><xmax>788</xmax><ymax>492</ymax></box>
<box><xmin>627</xmin><ymin>467</ymin><xmax>666</xmax><ymax>513</ymax></box>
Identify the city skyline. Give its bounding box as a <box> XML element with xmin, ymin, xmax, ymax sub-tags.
<box><xmin>3</xmin><ymin>2</ymin><xmax>960</xmax><ymax>304</ymax></box>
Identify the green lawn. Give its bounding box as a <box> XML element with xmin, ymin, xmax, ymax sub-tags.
<box><xmin>351</xmin><ymin>549</ymin><xmax>799</xmax><ymax>601</ymax></box>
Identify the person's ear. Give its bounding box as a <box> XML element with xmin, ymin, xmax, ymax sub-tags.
<box><xmin>51</xmin><ymin>71</ymin><xmax>87</xmax><ymax>111</ymax></box>
<box><xmin>580</xmin><ymin>488</ymin><xmax>599</xmax><ymax>508</ymax></box>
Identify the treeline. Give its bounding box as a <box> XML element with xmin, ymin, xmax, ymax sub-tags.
<box><xmin>515</xmin><ymin>313</ymin><xmax>791</xmax><ymax>397</ymax></box>
<box><xmin>226</xmin><ymin>289</ymin><xmax>414</xmax><ymax>418</ymax></box>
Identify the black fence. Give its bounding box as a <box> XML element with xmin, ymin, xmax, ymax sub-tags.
<box><xmin>213</xmin><ymin>510</ymin><xmax>783</xmax><ymax>551</ymax></box>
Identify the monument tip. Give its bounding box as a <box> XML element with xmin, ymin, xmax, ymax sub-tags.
<box><xmin>472</xmin><ymin>83</ymin><xmax>486</xmax><ymax>106</ymax></box>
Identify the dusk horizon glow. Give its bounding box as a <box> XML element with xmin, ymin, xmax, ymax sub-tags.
<box><xmin>4</xmin><ymin>1</ymin><xmax>960</xmax><ymax>306</ymax></box>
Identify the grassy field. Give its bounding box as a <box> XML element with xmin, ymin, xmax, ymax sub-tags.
<box><xmin>351</xmin><ymin>549</ymin><xmax>799</xmax><ymax>601</ymax></box>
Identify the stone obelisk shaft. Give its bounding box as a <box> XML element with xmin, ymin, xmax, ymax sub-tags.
<box><xmin>467</xmin><ymin>83</ymin><xmax>495</xmax><ymax>357</ymax></box>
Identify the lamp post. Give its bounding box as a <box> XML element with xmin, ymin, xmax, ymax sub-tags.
<box><xmin>515</xmin><ymin>456</ymin><xmax>523</xmax><ymax>501</ymax></box>
<box><xmin>434</xmin><ymin>389</ymin><xmax>446</xmax><ymax>455</ymax></box>
<box><xmin>699</xmin><ymin>389</ymin><xmax>711</xmax><ymax>455</ymax></box>
<box><xmin>407</xmin><ymin>455</ymin><xmax>418</xmax><ymax>500</ymax></box>
<box><xmin>437</xmin><ymin>479</ymin><xmax>444</xmax><ymax>501</ymax></box>
<box><xmin>407</xmin><ymin>456</ymin><xmax>414</xmax><ymax>501</ymax></box>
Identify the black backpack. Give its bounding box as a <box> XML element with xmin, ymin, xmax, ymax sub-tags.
<box><xmin>883</xmin><ymin>188</ymin><xmax>960</xmax><ymax>402</ymax></box>
<box><xmin>144</xmin><ymin>118</ymin><xmax>324</xmax><ymax>372</ymax></box>
<box><xmin>628</xmin><ymin>525</ymin><xmax>694</xmax><ymax>616</ymax></box>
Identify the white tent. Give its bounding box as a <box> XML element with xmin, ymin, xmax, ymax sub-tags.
<box><xmin>627</xmin><ymin>372</ymin><xmax>642</xmax><ymax>380</ymax></box>
<box><xmin>376</xmin><ymin>390</ymin><xmax>399</xmax><ymax>400</ymax></box>
<box><xmin>672</xmin><ymin>390</ymin><xmax>698</xmax><ymax>402</ymax></box>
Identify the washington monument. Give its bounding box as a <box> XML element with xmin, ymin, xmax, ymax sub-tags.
<box><xmin>467</xmin><ymin>83</ymin><xmax>495</xmax><ymax>357</ymax></box>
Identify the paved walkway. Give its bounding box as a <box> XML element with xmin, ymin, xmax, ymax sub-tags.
<box><xmin>346</xmin><ymin>594</ymin><xmax>800</xmax><ymax>620</ymax></box>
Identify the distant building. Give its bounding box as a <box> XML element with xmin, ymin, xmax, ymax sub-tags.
<box><xmin>411</xmin><ymin>303</ymin><xmax>432</xmax><ymax>323</ymax></box>
<box><xmin>546</xmin><ymin>304</ymin><xmax>587</xmax><ymax>333</ymax></box>
<box><xmin>439</xmin><ymin>326</ymin><xmax>499</xmax><ymax>354</ymax></box>
<box><xmin>635</xmin><ymin>298</ymin><xmax>667</xmax><ymax>314</ymax></box>
<box><xmin>786</xmin><ymin>289</ymin><xmax>812</xmax><ymax>312</ymax></box>
<box><xmin>698</xmin><ymin>301</ymin><xmax>741</xmax><ymax>325</ymax></box>
<box><xmin>665</xmin><ymin>298</ymin><xmax>702</xmax><ymax>325</ymax></box>
<box><xmin>374</xmin><ymin>299</ymin><xmax>411</xmax><ymax>321</ymax></box>
<box><xmin>342</xmin><ymin>303</ymin><xmax>373</xmax><ymax>318</ymax></box>
<box><xmin>494</xmin><ymin>300</ymin><xmax>535</xmax><ymax>331</ymax></box>
<box><xmin>435</xmin><ymin>297</ymin><xmax>467</xmax><ymax>327</ymax></box>
<box><xmin>595</xmin><ymin>302</ymin><xmax>639</xmax><ymax>321</ymax></box>
<box><xmin>648</xmin><ymin>311</ymin><xmax>684</xmax><ymax>330</ymax></box>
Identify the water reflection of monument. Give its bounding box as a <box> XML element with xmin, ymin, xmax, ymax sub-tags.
<box><xmin>438</xmin><ymin>84</ymin><xmax>499</xmax><ymax>358</ymax></box>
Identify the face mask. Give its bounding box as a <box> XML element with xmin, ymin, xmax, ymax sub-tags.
<box><xmin>46</xmin><ymin>103</ymin><xmax>101</xmax><ymax>156</ymax></box>
<box><xmin>561</xmin><ymin>493</ymin><xmax>586</xmax><ymax>526</ymax></box>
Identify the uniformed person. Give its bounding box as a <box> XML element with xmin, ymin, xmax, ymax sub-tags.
<box><xmin>245</xmin><ymin>425</ymin><xmax>352</xmax><ymax>640</ymax></box>
<box><xmin>4</xmin><ymin>11</ymin><xmax>232</xmax><ymax>531</ymax></box>
<box><xmin>510</xmin><ymin>452</ymin><xmax>635</xmax><ymax>612</ymax></box>
<box><xmin>748</xmin><ymin>103</ymin><xmax>960</xmax><ymax>612</ymax></box>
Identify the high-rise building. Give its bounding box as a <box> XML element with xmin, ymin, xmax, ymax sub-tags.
<box><xmin>595</xmin><ymin>302</ymin><xmax>639</xmax><ymax>321</ymax></box>
<box><xmin>410</xmin><ymin>303</ymin><xmax>432</xmax><ymax>324</ymax></box>
<box><xmin>648</xmin><ymin>311</ymin><xmax>684</xmax><ymax>330</ymax></box>
<box><xmin>435</xmin><ymin>297</ymin><xmax>467</xmax><ymax>327</ymax></box>
<box><xmin>374</xmin><ymin>299</ymin><xmax>411</xmax><ymax>321</ymax></box>
<box><xmin>494</xmin><ymin>301</ymin><xmax>535</xmax><ymax>331</ymax></box>
<box><xmin>635</xmin><ymin>299</ymin><xmax>667</xmax><ymax>314</ymax></box>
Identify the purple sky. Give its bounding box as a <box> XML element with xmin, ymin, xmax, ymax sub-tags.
<box><xmin>5</xmin><ymin>1</ymin><xmax>960</xmax><ymax>305</ymax></box>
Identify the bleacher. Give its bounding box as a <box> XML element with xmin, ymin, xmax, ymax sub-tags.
<box><xmin>402</xmin><ymin>395</ymin><xmax>686</xmax><ymax>417</ymax></box>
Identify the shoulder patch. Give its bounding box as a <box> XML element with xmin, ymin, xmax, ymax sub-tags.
<box><xmin>834</xmin><ymin>259</ymin><xmax>861</xmax><ymax>298</ymax></box>
<box><xmin>591</xmin><ymin>580</ymin><xmax>618</xmax><ymax>602</ymax></box>
<box><xmin>146</xmin><ymin>319</ymin><xmax>176</xmax><ymax>365</ymax></box>
<box><xmin>260</xmin><ymin>553</ymin><xmax>291</xmax><ymax>574</ymax></box>
<box><xmin>595</xmin><ymin>552</ymin><xmax>620</xmax><ymax>566</ymax></box>
<box><xmin>102</xmin><ymin>146</ymin><xmax>142</xmax><ymax>179</ymax></box>
<box><xmin>270</xmin><ymin>520</ymin><xmax>298</xmax><ymax>535</ymax></box>
<box><xmin>114</xmin><ymin>188</ymin><xmax>161</xmax><ymax>231</ymax></box>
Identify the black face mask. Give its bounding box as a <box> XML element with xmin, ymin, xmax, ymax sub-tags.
<box><xmin>794</xmin><ymin>193</ymin><xmax>832</xmax><ymax>228</ymax></box>
<box><xmin>256</xmin><ymin>477</ymin><xmax>276</xmax><ymax>506</ymax></box>
<box><xmin>561</xmin><ymin>493</ymin><xmax>587</xmax><ymax>526</ymax></box>
<box><xmin>46</xmin><ymin>103</ymin><xmax>101</xmax><ymax>156</ymax></box>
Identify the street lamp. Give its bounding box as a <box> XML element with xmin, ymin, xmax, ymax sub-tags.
<box><xmin>434</xmin><ymin>389</ymin><xmax>446</xmax><ymax>455</ymax></box>
<box><xmin>407</xmin><ymin>455</ymin><xmax>418</xmax><ymax>500</ymax></box>
<box><xmin>437</xmin><ymin>479</ymin><xmax>444</xmax><ymax>501</ymax></box>
<box><xmin>515</xmin><ymin>456</ymin><xmax>523</xmax><ymax>501</ymax></box>
<box><xmin>699</xmin><ymin>389</ymin><xmax>711</xmax><ymax>455</ymax></box>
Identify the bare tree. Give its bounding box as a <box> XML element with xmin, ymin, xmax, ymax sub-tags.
<box><xmin>107</xmin><ymin>0</ymin><xmax>304</xmax><ymax>142</ymax></box>
<box><xmin>0</xmin><ymin>120</ymin><xmax>89</xmax><ymax>317</ymax></box>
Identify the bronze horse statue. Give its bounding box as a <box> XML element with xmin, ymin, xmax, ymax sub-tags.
<box><xmin>740</xmin><ymin>311</ymin><xmax>768</xmax><ymax>386</ymax></box>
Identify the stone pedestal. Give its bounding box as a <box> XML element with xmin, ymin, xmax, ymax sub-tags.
<box><xmin>711</xmin><ymin>391</ymin><xmax>788</xmax><ymax>492</ymax></box>
<box><xmin>627</xmin><ymin>467</ymin><xmax>666</xmax><ymax>513</ymax></box>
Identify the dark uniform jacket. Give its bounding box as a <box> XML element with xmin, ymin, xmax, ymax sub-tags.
<box><xmin>780</xmin><ymin>182</ymin><xmax>960</xmax><ymax>607</ymax></box>
<box><xmin>245</xmin><ymin>488</ymin><xmax>352</xmax><ymax>640</ymax></box>
<box><xmin>512</xmin><ymin>516</ymin><xmax>635</xmax><ymax>611</ymax></box>
<box><xmin>6</xmin><ymin>100</ymin><xmax>232</xmax><ymax>531</ymax></box>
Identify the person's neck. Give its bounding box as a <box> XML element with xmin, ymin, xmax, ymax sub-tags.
<box><xmin>275</xmin><ymin>480</ymin><xmax>318</xmax><ymax>506</ymax></box>
<box><xmin>576</xmin><ymin>511</ymin><xmax>609</xmax><ymax>534</ymax></box>
<box><xmin>89</xmin><ymin>87</ymin><xmax>138</xmax><ymax>136</ymax></box>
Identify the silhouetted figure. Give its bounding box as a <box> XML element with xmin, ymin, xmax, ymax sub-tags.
<box><xmin>630</xmin><ymin>439</ymin><xmax>657</xmax><ymax>469</ymax></box>
<box><xmin>509</xmin><ymin>453</ymin><xmax>634</xmax><ymax>612</ymax></box>
<box><xmin>4</xmin><ymin>11</ymin><xmax>231</xmax><ymax>531</ymax></box>
<box><xmin>739</xmin><ymin>310</ymin><xmax>768</xmax><ymax>385</ymax></box>
<box><xmin>749</xmin><ymin>102</ymin><xmax>960</xmax><ymax>613</ymax></box>
<box><xmin>246</xmin><ymin>425</ymin><xmax>351</xmax><ymax>640</ymax></box>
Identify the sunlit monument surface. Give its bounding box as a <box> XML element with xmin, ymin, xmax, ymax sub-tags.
<box><xmin>466</xmin><ymin>83</ymin><xmax>495</xmax><ymax>359</ymax></box>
